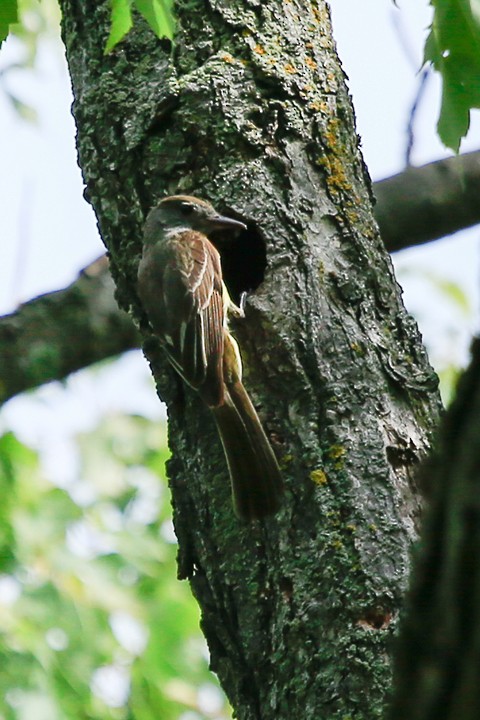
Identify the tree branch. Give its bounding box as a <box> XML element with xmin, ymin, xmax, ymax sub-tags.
<box><xmin>0</xmin><ymin>255</ymin><xmax>140</xmax><ymax>405</ymax></box>
<box><xmin>375</xmin><ymin>150</ymin><xmax>480</xmax><ymax>253</ymax></box>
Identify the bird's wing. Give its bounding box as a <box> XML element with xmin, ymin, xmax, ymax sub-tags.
<box><xmin>164</xmin><ymin>231</ymin><xmax>225</xmax><ymax>406</ymax></box>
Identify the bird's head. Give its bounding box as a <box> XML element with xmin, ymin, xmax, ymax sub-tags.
<box><xmin>144</xmin><ymin>195</ymin><xmax>247</xmax><ymax>243</ymax></box>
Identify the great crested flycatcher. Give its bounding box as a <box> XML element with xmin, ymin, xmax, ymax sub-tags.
<box><xmin>137</xmin><ymin>195</ymin><xmax>283</xmax><ymax>520</ymax></box>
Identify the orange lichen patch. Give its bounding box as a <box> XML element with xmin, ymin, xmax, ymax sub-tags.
<box><xmin>305</xmin><ymin>57</ymin><xmax>317</xmax><ymax>70</ymax></box>
<box><xmin>284</xmin><ymin>63</ymin><xmax>297</xmax><ymax>74</ymax></box>
<box><xmin>350</xmin><ymin>342</ymin><xmax>364</xmax><ymax>355</ymax></box>
<box><xmin>220</xmin><ymin>52</ymin><xmax>235</xmax><ymax>63</ymax></box>
<box><xmin>253</xmin><ymin>44</ymin><xmax>266</xmax><ymax>55</ymax></box>
<box><xmin>325</xmin><ymin>443</ymin><xmax>346</xmax><ymax>470</ymax></box>
<box><xmin>324</xmin><ymin>71</ymin><xmax>337</xmax><ymax>92</ymax></box>
<box><xmin>327</xmin><ymin>157</ymin><xmax>353</xmax><ymax>194</ymax></box>
<box><xmin>308</xmin><ymin>99</ymin><xmax>329</xmax><ymax>114</ymax></box>
<box><xmin>310</xmin><ymin>469</ymin><xmax>328</xmax><ymax>485</ymax></box>
<box><xmin>315</xmin><ymin>120</ymin><xmax>355</xmax><ymax>197</ymax></box>
<box><xmin>326</xmin><ymin>445</ymin><xmax>346</xmax><ymax>461</ymax></box>
<box><xmin>346</xmin><ymin>210</ymin><xmax>360</xmax><ymax>223</ymax></box>
<box><xmin>311</xmin><ymin>5</ymin><xmax>324</xmax><ymax>22</ymax></box>
<box><xmin>319</xmin><ymin>168</ymin><xmax>356</xmax><ymax>204</ymax></box>
<box><xmin>280</xmin><ymin>454</ymin><xmax>294</xmax><ymax>468</ymax></box>
<box><xmin>323</xmin><ymin>117</ymin><xmax>341</xmax><ymax>147</ymax></box>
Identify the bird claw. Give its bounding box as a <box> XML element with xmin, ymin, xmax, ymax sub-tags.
<box><xmin>239</xmin><ymin>291</ymin><xmax>247</xmax><ymax>315</ymax></box>
<box><xmin>228</xmin><ymin>292</ymin><xmax>247</xmax><ymax>319</ymax></box>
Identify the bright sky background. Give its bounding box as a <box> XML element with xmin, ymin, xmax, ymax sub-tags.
<box><xmin>1</xmin><ymin>0</ymin><xmax>480</xmax><ymax>450</ymax></box>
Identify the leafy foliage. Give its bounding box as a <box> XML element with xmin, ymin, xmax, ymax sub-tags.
<box><xmin>0</xmin><ymin>415</ymin><xmax>230</xmax><ymax>720</ymax></box>
<box><xmin>0</xmin><ymin>0</ymin><xmax>61</xmax><ymax>122</ymax></box>
<box><xmin>105</xmin><ymin>0</ymin><xmax>175</xmax><ymax>52</ymax></box>
<box><xmin>424</xmin><ymin>0</ymin><xmax>480</xmax><ymax>151</ymax></box>
<box><xmin>0</xmin><ymin>0</ymin><xmax>175</xmax><ymax>55</ymax></box>
<box><xmin>0</xmin><ymin>0</ymin><xmax>17</xmax><ymax>43</ymax></box>
<box><xmin>105</xmin><ymin>0</ymin><xmax>133</xmax><ymax>52</ymax></box>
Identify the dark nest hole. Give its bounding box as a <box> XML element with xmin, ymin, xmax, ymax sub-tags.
<box><xmin>210</xmin><ymin>222</ymin><xmax>267</xmax><ymax>304</ymax></box>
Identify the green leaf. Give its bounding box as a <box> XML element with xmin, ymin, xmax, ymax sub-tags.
<box><xmin>105</xmin><ymin>0</ymin><xmax>133</xmax><ymax>53</ymax></box>
<box><xmin>105</xmin><ymin>0</ymin><xmax>175</xmax><ymax>52</ymax></box>
<box><xmin>437</xmin><ymin>59</ymin><xmax>471</xmax><ymax>150</ymax></box>
<box><xmin>425</xmin><ymin>273</ymin><xmax>471</xmax><ymax>316</ymax></box>
<box><xmin>0</xmin><ymin>411</ymin><xmax>229</xmax><ymax>720</ymax></box>
<box><xmin>425</xmin><ymin>0</ymin><xmax>480</xmax><ymax>151</ymax></box>
<box><xmin>134</xmin><ymin>0</ymin><xmax>176</xmax><ymax>40</ymax></box>
<box><xmin>0</xmin><ymin>0</ymin><xmax>18</xmax><ymax>43</ymax></box>
<box><xmin>8</xmin><ymin>93</ymin><xmax>38</xmax><ymax>123</ymax></box>
<box><xmin>438</xmin><ymin>363</ymin><xmax>462</xmax><ymax>406</ymax></box>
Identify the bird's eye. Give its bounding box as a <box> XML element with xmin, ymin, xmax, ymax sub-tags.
<box><xmin>181</xmin><ymin>202</ymin><xmax>196</xmax><ymax>215</ymax></box>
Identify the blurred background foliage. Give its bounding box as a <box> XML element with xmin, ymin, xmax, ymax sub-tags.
<box><xmin>0</xmin><ymin>0</ymin><xmax>60</xmax><ymax>120</ymax></box>
<box><xmin>0</xmin><ymin>414</ymin><xmax>230</xmax><ymax>720</ymax></box>
<box><xmin>394</xmin><ymin>264</ymin><xmax>474</xmax><ymax>406</ymax></box>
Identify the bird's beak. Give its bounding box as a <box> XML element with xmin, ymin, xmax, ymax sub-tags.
<box><xmin>211</xmin><ymin>214</ymin><xmax>247</xmax><ymax>232</ymax></box>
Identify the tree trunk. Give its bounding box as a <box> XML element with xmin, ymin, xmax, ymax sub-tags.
<box><xmin>59</xmin><ymin>1</ymin><xmax>441</xmax><ymax>717</ymax></box>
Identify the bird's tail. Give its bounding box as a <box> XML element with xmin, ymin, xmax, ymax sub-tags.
<box><xmin>212</xmin><ymin>379</ymin><xmax>283</xmax><ymax>520</ymax></box>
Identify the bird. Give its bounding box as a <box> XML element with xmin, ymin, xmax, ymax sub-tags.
<box><xmin>137</xmin><ymin>194</ymin><xmax>283</xmax><ymax>520</ymax></box>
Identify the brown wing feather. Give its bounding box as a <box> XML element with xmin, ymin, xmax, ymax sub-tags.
<box><xmin>172</xmin><ymin>230</ymin><xmax>225</xmax><ymax>406</ymax></box>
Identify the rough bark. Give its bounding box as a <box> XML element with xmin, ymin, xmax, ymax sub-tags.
<box><xmin>59</xmin><ymin>2</ymin><xmax>441</xmax><ymax>718</ymax></box>
<box><xmin>0</xmin><ymin>256</ymin><xmax>139</xmax><ymax>405</ymax></box>
<box><xmin>388</xmin><ymin>336</ymin><xmax>480</xmax><ymax>720</ymax></box>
